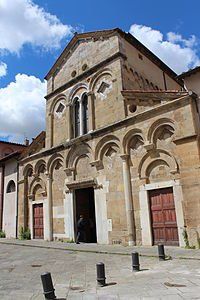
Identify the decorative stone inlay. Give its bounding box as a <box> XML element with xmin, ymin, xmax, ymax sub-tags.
<box><xmin>56</xmin><ymin>103</ymin><xmax>65</xmax><ymax>114</ymax></box>
<box><xmin>71</xmin><ymin>70</ymin><xmax>77</xmax><ymax>78</ymax></box>
<box><xmin>82</xmin><ymin>63</ymin><xmax>88</xmax><ymax>71</ymax></box>
<box><xmin>97</xmin><ymin>81</ymin><xmax>110</xmax><ymax>94</ymax></box>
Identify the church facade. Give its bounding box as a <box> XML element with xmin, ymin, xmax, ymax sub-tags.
<box><xmin>18</xmin><ymin>29</ymin><xmax>200</xmax><ymax>247</ymax></box>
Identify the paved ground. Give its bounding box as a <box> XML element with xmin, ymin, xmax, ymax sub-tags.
<box><xmin>1</xmin><ymin>238</ymin><xmax>200</xmax><ymax>260</ymax></box>
<box><xmin>1</xmin><ymin>243</ymin><xmax>200</xmax><ymax>299</ymax></box>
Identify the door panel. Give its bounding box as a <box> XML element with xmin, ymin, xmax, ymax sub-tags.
<box><xmin>33</xmin><ymin>204</ymin><xmax>44</xmax><ymax>239</ymax></box>
<box><xmin>149</xmin><ymin>188</ymin><xmax>179</xmax><ymax>246</ymax></box>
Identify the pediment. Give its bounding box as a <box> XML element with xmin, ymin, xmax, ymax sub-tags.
<box><xmin>45</xmin><ymin>29</ymin><xmax>120</xmax><ymax>80</ymax></box>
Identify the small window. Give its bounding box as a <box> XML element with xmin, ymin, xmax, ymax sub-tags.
<box><xmin>56</xmin><ymin>103</ymin><xmax>65</xmax><ymax>114</ymax></box>
<box><xmin>6</xmin><ymin>180</ymin><xmax>16</xmax><ymax>193</ymax></box>
<box><xmin>97</xmin><ymin>82</ymin><xmax>110</xmax><ymax>94</ymax></box>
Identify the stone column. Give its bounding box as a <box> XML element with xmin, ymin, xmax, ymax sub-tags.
<box><xmin>46</xmin><ymin>174</ymin><xmax>53</xmax><ymax>241</ymax></box>
<box><xmin>66</xmin><ymin>104</ymin><xmax>71</xmax><ymax>141</ymax></box>
<box><xmin>23</xmin><ymin>177</ymin><xmax>28</xmax><ymax>229</ymax></box>
<box><xmin>49</xmin><ymin>113</ymin><xmax>54</xmax><ymax>148</ymax></box>
<box><xmin>120</xmin><ymin>154</ymin><xmax>135</xmax><ymax>245</ymax></box>
<box><xmin>88</xmin><ymin>91</ymin><xmax>95</xmax><ymax>132</ymax></box>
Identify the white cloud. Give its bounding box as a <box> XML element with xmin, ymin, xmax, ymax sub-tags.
<box><xmin>0</xmin><ymin>62</ymin><xmax>7</xmax><ymax>77</ymax></box>
<box><xmin>0</xmin><ymin>73</ymin><xmax>46</xmax><ymax>143</ymax></box>
<box><xmin>129</xmin><ymin>24</ymin><xmax>200</xmax><ymax>74</ymax></box>
<box><xmin>0</xmin><ymin>0</ymin><xmax>74</xmax><ymax>54</ymax></box>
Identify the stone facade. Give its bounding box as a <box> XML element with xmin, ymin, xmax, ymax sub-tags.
<box><xmin>18</xmin><ymin>29</ymin><xmax>200</xmax><ymax>247</ymax></box>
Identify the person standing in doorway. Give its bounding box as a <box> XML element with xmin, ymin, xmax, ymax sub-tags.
<box><xmin>76</xmin><ymin>214</ymin><xmax>87</xmax><ymax>244</ymax></box>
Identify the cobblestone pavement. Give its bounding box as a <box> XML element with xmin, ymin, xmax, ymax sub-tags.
<box><xmin>1</xmin><ymin>243</ymin><xmax>200</xmax><ymax>299</ymax></box>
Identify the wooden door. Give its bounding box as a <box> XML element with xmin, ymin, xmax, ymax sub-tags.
<box><xmin>149</xmin><ymin>188</ymin><xmax>179</xmax><ymax>246</ymax></box>
<box><xmin>33</xmin><ymin>204</ymin><xmax>44</xmax><ymax>239</ymax></box>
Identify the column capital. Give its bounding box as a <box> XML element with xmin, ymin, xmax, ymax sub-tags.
<box><xmin>120</xmin><ymin>154</ymin><xmax>130</xmax><ymax>162</ymax></box>
<box><xmin>87</xmin><ymin>91</ymin><xmax>95</xmax><ymax>97</ymax></box>
<box><xmin>64</xmin><ymin>167</ymin><xmax>75</xmax><ymax>176</ymax></box>
<box><xmin>45</xmin><ymin>172</ymin><xmax>52</xmax><ymax>180</ymax></box>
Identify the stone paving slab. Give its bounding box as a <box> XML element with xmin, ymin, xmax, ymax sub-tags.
<box><xmin>1</xmin><ymin>243</ymin><xmax>200</xmax><ymax>299</ymax></box>
<box><xmin>0</xmin><ymin>238</ymin><xmax>200</xmax><ymax>260</ymax></box>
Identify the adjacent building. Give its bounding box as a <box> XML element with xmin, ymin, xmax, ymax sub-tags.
<box><xmin>0</xmin><ymin>141</ymin><xmax>26</xmax><ymax>237</ymax></box>
<box><xmin>178</xmin><ymin>66</ymin><xmax>200</xmax><ymax>97</ymax></box>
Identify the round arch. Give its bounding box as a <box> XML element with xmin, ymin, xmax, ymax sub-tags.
<box><xmin>95</xmin><ymin>135</ymin><xmax>121</xmax><ymax>161</ymax></box>
<box><xmin>122</xmin><ymin>129</ymin><xmax>144</xmax><ymax>154</ymax></box>
<box><xmin>49</xmin><ymin>94</ymin><xmax>67</xmax><ymax>115</ymax></box>
<box><xmin>23</xmin><ymin>164</ymin><xmax>33</xmax><ymax>177</ymax></box>
<box><xmin>66</xmin><ymin>142</ymin><xmax>93</xmax><ymax>169</ymax></box>
<box><xmin>29</xmin><ymin>177</ymin><xmax>46</xmax><ymax>196</ymax></box>
<box><xmin>138</xmin><ymin>149</ymin><xmax>178</xmax><ymax>179</ymax></box>
<box><xmin>89</xmin><ymin>68</ymin><xmax>112</xmax><ymax>91</ymax></box>
<box><xmin>47</xmin><ymin>153</ymin><xmax>64</xmax><ymax>175</ymax></box>
<box><xmin>147</xmin><ymin>118</ymin><xmax>175</xmax><ymax>144</ymax></box>
<box><xmin>69</xmin><ymin>83</ymin><xmax>88</xmax><ymax>105</ymax></box>
<box><xmin>6</xmin><ymin>180</ymin><xmax>16</xmax><ymax>193</ymax></box>
<box><xmin>34</xmin><ymin>159</ymin><xmax>46</xmax><ymax>176</ymax></box>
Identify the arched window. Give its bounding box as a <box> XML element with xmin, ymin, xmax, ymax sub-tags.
<box><xmin>82</xmin><ymin>93</ymin><xmax>88</xmax><ymax>134</ymax></box>
<box><xmin>72</xmin><ymin>93</ymin><xmax>89</xmax><ymax>138</ymax></box>
<box><xmin>74</xmin><ymin>98</ymin><xmax>80</xmax><ymax>137</ymax></box>
<box><xmin>6</xmin><ymin>180</ymin><xmax>16</xmax><ymax>193</ymax></box>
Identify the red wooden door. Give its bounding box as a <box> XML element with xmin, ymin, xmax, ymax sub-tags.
<box><xmin>33</xmin><ymin>204</ymin><xmax>44</xmax><ymax>239</ymax></box>
<box><xmin>149</xmin><ymin>188</ymin><xmax>179</xmax><ymax>246</ymax></box>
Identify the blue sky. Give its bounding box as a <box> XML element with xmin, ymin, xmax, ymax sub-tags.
<box><xmin>0</xmin><ymin>0</ymin><xmax>200</xmax><ymax>143</ymax></box>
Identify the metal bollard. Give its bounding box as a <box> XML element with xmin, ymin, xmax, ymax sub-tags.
<box><xmin>41</xmin><ymin>272</ymin><xmax>56</xmax><ymax>299</ymax></box>
<box><xmin>96</xmin><ymin>262</ymin><xmax>106</xmax><ymax>286</ymax></box>
<box><xmin>158</xmin><ymin>244</ymin><xmax>165</xmax><ymax>261</ymax></box>
<box><xmin>132</xmin><ymin>252</ymin><xmax>140</xmax><ymax>271</ymax></box>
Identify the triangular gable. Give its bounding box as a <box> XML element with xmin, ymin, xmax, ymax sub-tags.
<box><xmin>44</xmin><ymin>28</ymin><xmax>182</xmax><ymax>87</ymax></box>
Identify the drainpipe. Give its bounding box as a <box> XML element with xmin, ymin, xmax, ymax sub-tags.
<box><xmin>0</xmin><ymin>165</ymin><xmax>4</xmax><ymax>231</ymax></box>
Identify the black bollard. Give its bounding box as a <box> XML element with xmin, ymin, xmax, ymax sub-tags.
<box><xmin>158</xmin><ymin>244</ymin><xmax>165</xmax><ymax>261</ymax></box>
<box><xmin>41</xmin><ymin>272</ymin><xmax>56</xmax><ymax>299</ymax></box>
<box><xmin>132</xmin><ymin>252</ymin><xmax>140</xmax><ymax>271</ymax></box>
<box><xmin>96</xmin><ymin>262</ymin><xmax>106</xmax><ymax>286</ymax></box>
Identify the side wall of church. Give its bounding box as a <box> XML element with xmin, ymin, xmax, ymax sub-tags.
<box><xmin>119</xmin><ymin>37</ymin><xmax>182</xmax><ymax>91</ymax></box>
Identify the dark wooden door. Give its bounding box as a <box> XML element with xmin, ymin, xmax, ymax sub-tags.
<box><xmin>149</xmin><ymin>188</ymin><xmax>179</xmax><ymax>246</ymax></box>
<box><xmin>33</xmin><ymin>204</ymin><xmax>44</xmax><ymax>239</ymax></box>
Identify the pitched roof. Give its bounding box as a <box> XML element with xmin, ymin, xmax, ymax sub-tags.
<box><xmin>0</xmin><ymin>140</ymin><xmax>26</xmax><ymax>147</ymax></box>
<box><xmin>178</xmin><ymin>66</ymin><xmax>200</xmax><ymax>79</ymax></box>
<box><xmin>0</xmin><ymin>150</ymin><xmax>23</xmax><ymax>164</ymax></box>
<box><xmin>44</xmin><ymin>28</ymin><xmax>182</xmax><ymax>86</ymax></box>
<box><xmin>20</xmin><ymin>131</ymin><xmax>45</xmax><ymax>159</ymax></box>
